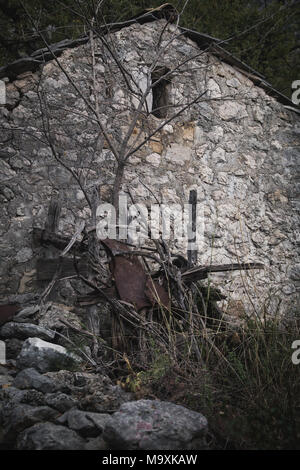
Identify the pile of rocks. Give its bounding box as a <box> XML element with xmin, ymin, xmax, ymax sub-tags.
<box><xmin>0</xmin><ymin>302</ymin><xmax>209</xmax><ymax>450</ymax></box>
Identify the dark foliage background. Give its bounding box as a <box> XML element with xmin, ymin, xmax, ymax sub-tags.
<box><xmin>180</xmin><ymin>0</ymin><xmax>300</xmax><ymax>97</ymax></box>
<box><xmin>0</xmin><ymin>0</ymin><xmax>300</xmax><ymax>96</ymax></box>
<box><xmin>0</xmin><ymin>1</ymin><xmax>299</xmax><ymax>95</ymax></box>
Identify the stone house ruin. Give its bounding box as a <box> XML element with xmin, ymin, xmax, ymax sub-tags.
<box><xmin>0</xmin><ymin>4</ymin><xmax>299</xmax><ymax>318</ymax></box>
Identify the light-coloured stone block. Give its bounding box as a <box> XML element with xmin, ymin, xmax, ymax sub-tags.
<box><xmin>165</xmin><ymin>144</ymin><xmax>191</xmax><ymax>166</ymax></box>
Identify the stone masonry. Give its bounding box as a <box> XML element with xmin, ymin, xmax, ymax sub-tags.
<box><xmin>0</xmin><ymin>19</ymin><xmax>299</xmax><ymax>317</ymax></box>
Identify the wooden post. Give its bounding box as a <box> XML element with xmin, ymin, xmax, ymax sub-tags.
<box><xmin>39</xmin><ymin>196</ymin><xmax>62</xmax><ymax>300</ymax></box>
<box><xmin>187</xmin><ymin>189</ymin><xmax>197</xmax><ymax>266</ymax></box>
<box><xmin>45</xmin><ymin>197</ymin><xmax>61</xmax><ymax>233</ymax></box>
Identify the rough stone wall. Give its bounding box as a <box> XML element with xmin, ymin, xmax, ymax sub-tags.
<box><xmin>0</xmin><ymin>20</ymin><xmax>299</xmax><ymax>316</ymax></box>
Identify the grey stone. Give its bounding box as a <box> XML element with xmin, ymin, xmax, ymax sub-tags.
<box><xmin>44</xmin><ymin>392</ymin><xmax>77</xmax><ymax>412</ymax></box>
<box><xmin>146</xmin><ymin>152</ymin><xmax>161</xmax><ymax>166</ymax></box>
<box><xmin>0</xmin><ymin>386</ymin><xmax>26</xmax><ymax>404</ymax></box>
<box><xmin>15</xmin><ymin>248</ymin><xmax>33</xmax><ymax>263</ymax></box>
<box><xmin>165</xmin><ymin>144</ymin><xmax>191</xmax><ymax>166</ymax></box>
<box><xmin>14</xmin><ymin>305</ymin><xmax>39</xmax><ymax>320</ymax></box>
<box><xmin>0</xmin><ymin>365</ymin><xmax>15</xmax><ymax>376</ymax></box>
<box><xmin>57</xmin><ymin>409</ymin><xmax>112</xmax><ymax>437</ymax></box>
<box><xmin>13</xmin><ymin>368</ymin><xmax>58</xmax><ymax>393</ymax></box>
<box><xmin>218</xmin><ymin>101</ymin><xmax>248</xmax><ymax>120</ymax></box>
<box><xmin>16</xmin><ymin>337</ymin><xmax>82</xmax><ymax>373</ymax></box>
<box><xmin>16</xmin><ymin>422</ymin><xmax>86</xmax><ymax>450</ymax></box>
<box><xmin>43</xmin><ymin>370</ymin><xmax>132</xmax><ymax>413</ymax></box>
<box><xmin>0</xmin><ymin>322</ymin><xmax>55</xmax><ymax>341</ymax></box>
<box><xmin>85</xmin><ymin>436</ymin><xmax>109</xmax><ymax>450</ymax></box>
<box><xmin>211</xmin><ymin>147</ymin><xmax>226</xmax><ymax>163</ymax></box>
<box><xmin>37</xmin><ymin>302</ymin><xmax>83</xmax><ymax>331</ymax></box>
<box><xmin>282</xmin><ymin>284</ymin><xmax>296</xmax><ymax>295</ymax></box>
<box><xmin>103</xmin><ymin>399</ymin><xmax>208</xmax><ymax>450</ymax></box>
<box><xmin>4</xmin><ymin>294</ymin><xmax>39</xmax><ymax>305</ymax></box>
<box><xmin>4</xmin><ymin>338</ymin><xmax>23</xmax><ymax>359</ymax></box>
<box><xmin>44</xmin><ymin>369</ymin><xmax>77</xmax><ymax>393</ymax></box>
<box><xmin>0</xmin><ymin>386</ymin><xmax>45</xmax><ymax>406</ymax></box>
<box><xmin>0</xmin><ymin>374</ymin><xmax>14</xmax><ymax>388</ymax></box>
<box><xmin>1</xmin><ymin>403</ymin><xmax>58</xmax><ymax>444</ymax></box>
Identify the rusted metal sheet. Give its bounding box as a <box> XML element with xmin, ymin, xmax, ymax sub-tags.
<box><xmin>145</xmin><ymin>278</ymin><xmax>170</xmax><ymax>310</ymax></box>
<box><xmin>101</xmin><ymin>238</ymin><xmax>150</xmax><ymax>310</ymax></box>
<box><xmin>112</xmin><ymin>255</ymin><xmax>152</xmax><ymax>312</ymax></box>
<box><xmin>100</xmin><ymin>238</ymin><xmax>170</xmax><ymax>311</ymax></box>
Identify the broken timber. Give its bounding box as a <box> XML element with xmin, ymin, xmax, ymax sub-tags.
<box><xmin>181</xmin><ymin>262</ymin><xmax>264</xmax><ymax>284</ymax></box>
<box><xmin>34</xmin><ymin>223</ymin><xmax>264</xmax><ymax>304</ymax></box>
<box><xmin>33</xmin><ymin>228</ymin><xmax>88</xmax><ymax>253</ymax></box>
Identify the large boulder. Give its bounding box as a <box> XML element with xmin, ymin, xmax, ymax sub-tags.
<box><xmin>4</xmin><ymin>338</ymin><xmax>23</xmax><ymax>360</ymax></box>
<box><xmin>1</xmin><ymin>403</ymin><xmax>58</xmax><ymax>445</ymax></box>
<box><xmin>0</xmin><ymin>386</ymin><xmax>45</xmax><ymax>406</ymax></box>
<box><xmin>103</xmin><ymin>399</ymin><xmax>208</xmax><ymax>450</ymax></box>
<box><xmin>57</xmin><ymin>409</ymin><xmax>112</xmax><ymax>437</ymax></box>
<box><xmin>0</xmin><ymin>322</ymin><xmax>55</xmax><ymax>341</ymax></box>
<box><xmin>44</xmin><ymin>392</ymin><xmax>78</xmax><ymax>412</ymax></box>
<box><xmin>16</xmin><ymin>337</ymin><xmax>82</xmax><ymax>373</ymax></box>
<box><xmin>16</xmin><ymin>422</ymin><xmax>86</xmax><ymax>450</ymax></box>
<box><xmin>0</xmin><ymin>374</ymin><xmax>14</xmax><ymax>388</ymax></box>
<box><xmin>13</xmin><ymin>368</ymin><xmax>58</xmax><ymax>393</ymax></box>
<box><xmin>0</xmin><ymin>364</ymin><xmax>15</xmax><ymax>388</ymax></box>
<box><xmin>13</xmin><ymin>305</ymin><xmax>39</xmax><ymax>321</ymax></box>
<box><xmin>44</xmin><ymin>370</ymin><xmax>131</xmax><ymax>413</ymax></box>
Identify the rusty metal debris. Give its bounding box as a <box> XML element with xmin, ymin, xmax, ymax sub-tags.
<box><xmin>34</xmin><ymin>210</ymin><xmax>263</xmax><ymax>315</ymax></box>
<box><xmin>32</xmin><ymin>205</ymin><xmax>266</xmax><ymax>361</ymax></box>
<box><xmin>101</xmin><ymin>238</ymin><xmax>170</xmax><ymax>311</ymax></box>
<box><xmin>110</xmin><ymin>253</ymin><xmax>152</xmax><ymax>311</ymax></box>
<box><xmin>145</xmin><ymin>278</ymin><xmax>170</xmax><ymax>310</ymax></box>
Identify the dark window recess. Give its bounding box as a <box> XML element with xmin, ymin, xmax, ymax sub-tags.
<box><xmin>151</xmin><ymin>67</ymin><xmax>171</xmax><ymax>118</ymax></box>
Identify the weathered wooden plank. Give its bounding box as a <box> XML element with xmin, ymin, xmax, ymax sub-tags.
<box><xmin>182</xmin><ymin>262</ymin><xmax>264</xmax><ymax>283</ymax></box>
<box><xmin>33</xmin><ymin>228</ymin><xmax>88</xmax><ymax>253</ymax></box>
<box><xmin>44</xmin><ymin>198</ymin><xmax>61</xmax><ymax>233</ymax></box>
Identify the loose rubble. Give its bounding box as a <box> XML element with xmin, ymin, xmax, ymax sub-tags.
<box><xmin>0</xmin><ymin>301</ymin><xmax>210</xmax><ymax>450</ymax></box>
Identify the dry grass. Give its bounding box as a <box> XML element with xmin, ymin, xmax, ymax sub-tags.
<box><xmin>113</xmin><ymin>286</ymin><xmax>300</xmax><ymax>450</ymax></box>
